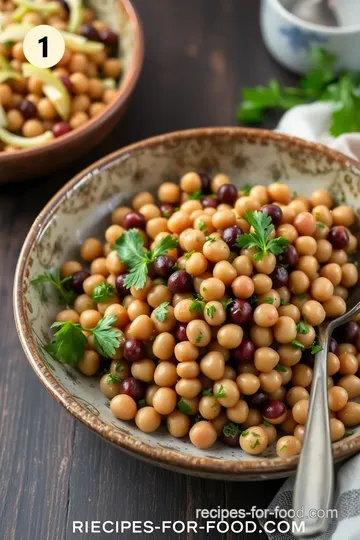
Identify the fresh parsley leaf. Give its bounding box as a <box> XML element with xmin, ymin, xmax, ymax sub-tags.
<box><xmin>249</xmin><ymin>294</ymin><xmax>257</xmax><ymax>304</ymax></box>
<box><xmin>202</xmin><ymin>388</ymin><xmax>213</xmax><ymax>396</ymax></box>
<box><xmin>177</xmin><ymin>399</ymin><xmax>191</xmax><ymax>414</ymax></box>
<box><xmin>154</xmin><ymin>301</ymin><xmax>170</xmax><ymax>322</ymax></box>
<box><xmin>235</xmin><ymin>210</ymin><xmax>288</xmax><ymax>261</ymax></box>
<box><xmin>106</xmin><ymin>373</ymin><xmax>122</xmax><ymax>384</ymax></box>
<box><xmin>317</xmin><ymin>221</ymin><xmax>326</xmax><ymax>229</ymax></box>
<box><xmin>32</xmin><ymin>268</ymin><xmax>75</xmax><ymax>308</ymax></box>
<box><xmin>223</xmin><ymin>422</ymin><xmax>240</xmax><ymax>437</ymax></box>
<box><xmin>114</xmin><ymin>229</ymin><xmax>178</xmax><ymax>290</ymax></box>
<box><xmin>298</xmin><ymin>294</ymin><xmax>306</xmax><ymax>301</ymax></box>
<box><xmin>274</xmin><ymin>364</ymin><xmax>287</xmax><ymax>372</ymax></box>
<box><xmin>198</xmin><ymin>220</ymin><xmax>207</xmax><ymax>233</ymax></box>
<box><xmin>184</xmin><ymin>250</ymin><xmax>196</xmax><ymax>260</ymax></box>
<box><xmin>188</xmin><ymin>191</ymin><xmax>204</xmax><ymax>200</ymax></box>
<box><xmin>296</xmin><ymin>321</ymin><xmax>310</xmax><ymax>335</ymax></box>
<box><xmin>311</xmin><ymin>343</ymin><xmax>323</xmax><ymax>355</ymax></box>
<box><xmin>92</xmin><ymin>282</ymin><xmax>116</xmax><ymax>303</ymax></box>
<box><xmin>241</xmin><ymin>430</ymin><xmax>249</xmax><ymax>437</ymax></box>
<box><xmin>291</xmin><ymin>340</ymin><xmax>305</xmax><ymax>351</ymax></box>
<box><xmin>138</xmin><ymin>399</ymin><xmax>146</xmax><ymax>408</ymax></box>
<box><xmin>162</xmin><ymin>210</ymin><xmax>171</xmax><ymax>218</ymax></box>
<box><xmin>194</xmin><ymin>414</ymin><xmax>203</xmax><ymax>423</ymax></box>
<box><xmin>250</xmin><ymin>439</ymin><xmax>260</xmax><ymax>450</ymax></box>
<box><xmin>280</xmin><ymin>298</ymin><xmax>289</xmax><ymax>306</ymax></box>
<box><xmin>263</xmin><ymin>297</ymin><xmax>274</xmax><ymax>304</ymax></box>
<box><xmin>214</xmin><ymin>385</ymin><xmax>226</xmax><ymax>399</ymax></box>
<box><xmin>263</xmin><ymin>420</ymin><xmax>270</xmax><ymax>427</ymax></box>
<box><xmin>280</xmin><ymin>444</ymin><xmax>288</xmax><ymax>452</ymax></box>
<box><xmin>195</xmin><ymin>332</ymin><xmax>202</xmax><ymax>344</ymax></box>
<box><xmin>241</xmin><ymin>184</ymin><xmax>252</xmax><ymax>196</ymax></box>
<box><xmin>189</xmin><ymin>294</ymin><xmax>205</xmax><ymax>314</ymax></box>
<box><xmin>205</xmin><ymin>236</ymin><xmax>216</xmax><ymax>243</ymax></box>
<box><xmin>114</xmin><ymin>362</ymin><xmax>124</xmax><ymax>373</ymax></box>
<box><xmin>89</xmin><ymin>315</ymin><xmax>122</xmax><ymax>358</ymax></box>
<box><xmin>344</xmin><ymin>429</ymin><xmax>355</xmax><ymax>438</ymax></box>
<box><xmin>223</xmin><ymin>298</ymin><xmax>233</xmax><ymax>310</ymax></box>
<box><xmin>206</xmin><ymin>305</ymin><xmax>217</xmax><ymax>318</ymax></box>
<box><xmin>45</xmin><ymin>321</ymin><xmax>86</xmax><ymax>365</ymax></box>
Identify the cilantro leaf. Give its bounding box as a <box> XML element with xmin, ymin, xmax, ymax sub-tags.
<box><xmin>154</xmin><ymin>301</ymin><xmax>170</xmax><ymax>322</ymax></box>
<box><xmin>89</xmin><ymin>315</ymin><xmax>122</xmax><ymax>358</ymax></box>
<box><xmin>202</xmin><ymin>388</ymin><xmax>213</xmax><ymax>396</ymax></box>
<box><xmin>184</xmin><ymin>250</ymin><xmax>196</xmax><ymax>260</ymax></box>
<box><xmin>241</xmin><ymin>184</ymin><xmax>252</xmax><ymax>196</ymax></box>
<box><xmin>106</xmin><ymin>373</ymin><xmax>122</xmax><ymax>384</ymax></box>
<box><xmin>114</xmin><ymin>229</ymin><xmax>178</xmax><ymax>290</ymax></box>
<box><xmin>195</xmin><ymin>332</ymin><xmax>202</xmax><ymax>344</ymax></box>
<box><xmin>296</xmin><ymin>321</ymin><xmax>310</xmax><ymax>335</ymax></box>
<box><xmin>274</xmin><ymin>364</ymin><xmax>287</xmax><ymax>372</ymax></box>
<box><xmin>214</xmin><ymin>385</ymin><xmax>226</xmax><ymax>399</ymax></box>
<box><xmin>188</xmin><ymin>191</ymin><xmax>204</xmax><ymax>200</ymax></box>
<box><xmin>236</xmin><ymin>210</ymin><xmax>288</xmax><ymax>261</ymax></box>
<box><xmin>263</xmin><ymin>420</ymin><xmax>270</xmax><ymax>427</ymax></box>
<box><xmin>291</xmin><ymin>340</ymin><xmax>305</xmax><ymax>351</ymax></box>
<box><xmin>223</xmin><ymin>422</ymin><xmax>240</xmax><ymax>438</ymax></box>
<box><xmin>92</xmin><ymin>282</ymin><xmax>116</xmax><ymax>303</ymax></box>
<box><xmin>45</xmin><ymin>321</ymin><xmax>86</xmax><ymax>365</ymax></box>
<box><xmin>222</xmin><ymin>298</ymin><xmax>233</xmax><ymax>310</ymax></box>
<box><xmin>311</xmin><ymin>343</ymin><xmax>323</xmax><ymax>355</ymax></box>
<box><xmin>189</xmin><ymin>294</ymin><xmax>205</xmax><ymax>314</ymax></box>
<box><xmin>263</xmin><ymin>297</ymin><xmax>274</xmax><ymax>304</ymax></box>
<box><xmin>32</xmin><ymin>268</ymin><xmax>75</xmax><ymax>308</ymax></box>
<box><xmin>177</xmin><ymin>399</ymin><xmax>191</xmax><ymax>414</ymax></box>
<box><xmin>206</xmin><ymin>304</ymin><xmax>217</xmax><ymax>319</ymax></box>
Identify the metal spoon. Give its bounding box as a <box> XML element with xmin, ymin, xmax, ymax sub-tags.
<box><xmin>291</xmin><ymin>0</ymin><xmax>338</xmax><ymax>27</ymax></box>
<box><xmin>293</xmin><ymin>287</ymin><xmax>360</xmax><ymax>537</ymax></box>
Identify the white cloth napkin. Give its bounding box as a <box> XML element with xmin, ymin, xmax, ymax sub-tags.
<box><xmin>259</xmin><ymin>104</ymin><xmax>360</xmax><ymax>540</ymax></box>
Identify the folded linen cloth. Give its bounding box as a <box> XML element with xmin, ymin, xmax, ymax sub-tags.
<box><xmin>258</xmin><ymin>103</ymin><xmax>360</xmax><ymax>540</ymax></box>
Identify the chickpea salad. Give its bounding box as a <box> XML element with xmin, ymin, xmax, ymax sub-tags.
<box><xmin>0</xmin><ymin>0</ymin><xmax>122</xmax><ymax>150</ymax></box>
<box><xmin>32</xmin><ymin>173</ymin><xmax>360</xmax><ymax>459</ymax></box>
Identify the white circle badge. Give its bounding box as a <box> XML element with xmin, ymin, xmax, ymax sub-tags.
<box><xmin>23</xmin><ymin>25</ymin><xmax>65</xmax><ymax>69</ymax></box>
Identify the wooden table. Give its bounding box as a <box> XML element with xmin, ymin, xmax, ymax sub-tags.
<box><xmin>0</xmin><ymin>1</ymin><xmax>299</xmax><ymax>538</ymax></box>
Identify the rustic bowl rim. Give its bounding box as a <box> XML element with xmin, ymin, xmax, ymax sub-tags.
<box><xmin>13</xmin><ymin>127</ymin><xmax>360</xmax><ymax>478</ymax></box>
<box><xmin>0</xmin><ymin>0</ymin><xmax>144</xmax><ymax>167</ymax></box>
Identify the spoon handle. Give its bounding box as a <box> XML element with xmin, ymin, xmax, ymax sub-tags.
<box><xmin>293</xmin><ymin>327</ymin><xmax>334</xmax><ymax>537</ymax></box>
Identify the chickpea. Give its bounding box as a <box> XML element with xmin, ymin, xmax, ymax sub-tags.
<box><xmin>320</xmin><ymin>263</ymin><xmax>342</xmax><ymax>286</ymax></box>
<box><xmin>231</xmin><ymin>276</ymin><xmax>255</xmax><ymax>299</ymax></box>
<box><xmin>167</xmin><ymin>410</ymin><xmax>190</xmax><ymax>437</ymax></box>
<box><xmin>56</xmin><ymin>309</ymin><xmax>80</xmax><ymax>324</ymax></box>
<box><xmin>213</xmin><ymin>379</ymin><xmax>240</xmax><ymax>408</ymax></box>
<box><xmin>151</xmin><ymin>305</ymin><xmax>177</xmax><ymax>333</ymax></box>
<box><xmin>200</xmin><ymin>351</ymin><xmax>225</xmax><ymax>380</ymax></box>
<box><xmin>291</xmin><ymin>364</ymin><xmax>312</xmax><ymax>388</ymax></box>
<box><xmin>329</xmin><ymin>249</ymin><xmax>348</xmax><ymax>265</ymax></box>
<box><xmin>236</xmin><ymin>373</ymin><xmax>260</xmax><ymax>395</ymax></box>
<box><xmin>292</xmin><ymin>399</ymin><xmax>309</xmax><ymax>424</ymax></box>
<box><xmin>158</xmin><ymin>182</ymin><xmax>181</xmax><ymax>204</ymax></box>
<box><xmin>152</xmin><ymin>388</ymin><xmax>177</xmax><ymax>415</ymax></box>
<box><xmin>189</xmin><ymin>421</ymin><xmax>218</xmax><ymax>449</ymax></box>
<box><xmin>199</xmin><ymin>396</ymin><xmax>221</xmax><ymax>420</ymax></box>
<box><xmin>277</xmin><ymin>344</ymin><xmax>302</xmax><ymax>367</ymax></box>
<box><xmin>186</xmin><ymin>320</ymin><xmax>212</xmax><ymax>347</ymax></box>
<box><xmin>130</xmin><ymin>358</ymin><xmax>155</xmax><ymax>382</ymax></box>
<box><xmin>253</xmin><ymin>253</ymin><xmax>276</xmax><ymax>275</ymax></box>
<box><xmin>289</xmin><ymin>271</ymin><xmax>310</xmax><ymax>295</ymax></box>
<box><xmin>330</xmin><ymin>418</ymin><xmax>345</xmax><ymax>442</ymax></box>
<box><xmin>217</xmin><ymin>324</ymin><xmax>243</xmax><ymax>349</ymax></box>
<box><xmin>135</xmin><ymin>407</ymin><xmax>161</xmax><ymax>433</ymax></box>
<box><xmin>297</xmin><ymin>256</ymin><xmax>318</xmax><ymax>280</ymax></box>
<box><xmin>278</xmin><ymin>304</ymin><xmax>301</xmax><ymax>323</ymax></box>
<box><xmin>204</xmin><ymin>301</ymin><xmax>226</xmax><ymax>326</ymax></box>
<box><xmin>177</xmin><ymin>361</ymin><xmax>200</xmax><ymax>379</ymax></box>
<box><xmin>302</xmin><ymin>300</ymin><xmax>326</xmax><ymax>326</ymax></box>
<box><xmin>130</xmin><ymin>277</ymin><xmax>153</xmax><ymax>301</ymax></box>
<box><xmin>175</xmin><ymin>378</ymin><xmax>202</xmax><ymax>399</ymax></box>
<box><xmin>276</xmin><ymin>435</ymin><xmax>301</xmax><ymax>459</ymax></box>
<box><xmin>252</xmin><ymin>274</ymin><xmax>272</xmax><ymax>295</ymax></box>
<box><xmin>332</xmin><ymin>205</ymin><xmax>355</xmax><ymax>227</ymax></box>
<box><xmin>240</xmin><ymin>426</ymin><xmax>268</xmax><ymax>455</ymax></box>
<box><xmin>337</xmin><ymin>375</ymin><xmax>360</xmax><ymax>399</ymax></box>
<box><xmin>109</xmin><ymin>394</ymin><xmax>137</xmax><ymax>421</ymax></box>
<box><xmin>322</xmin><ymin>296</ymin><xmax>346</xmax><ymax>318</ymax></box>
<box><xmin>314</xmin><ymin>239</ymin><xmax>332</xmax><ymax>264</ymax></box>
<box><xmin>339</xmin><ymin>352</ymin><xmax>358</xmax><ymax>375</ymax></box>
<box><xmin>74</xmin><ymin>294</ymin><xmax>95</xmax><ymax>314</ymax></box>
<box><xmin>212</xmin><ymin>209</ymin><xmax>236</xmax><ymax>229</ymax></box>
<box><xmin>327</xmin><ymin>386</ymin><xmax>348</xmax><ymax>412</ymax></box>
<box><xmin>250</xmin><ymin>325</ymin><xmax>273</xmax><ymax>347</ymax></box>
<box><xmin>341</xmin><ymin>263</ymin><xmax>358</xmax><ymax>288</ymax></box>
<box><xmin>202</xmin><ymin>238</ymin><xmax>230</xmax><ymax>262</ymax></box>
<box><xmin>273</xmin><ymin>316</ymin><xmax>297</xmax><ymax>343</ymax></box>
<box><xmin>259</xmin><ymin>370</ymin><xmax>282</xmax><ymax>393</ymax></box>
<box><xmin>182</xmin><ymin>229</ymin><xmax>206</xmax><ymax>252</ymax></box>
<box><xmin>226</xmin><ymin>399</ymin><xmax>249</xmax><ymax>424</ymax></box>
<box><xmin>174</xmin><ymin>341</ymin><xmax>199</xmax><ymax>364</ymax></box>
<box><xmin>78</xmin><ymin>350</ymin><xmax>100</xmax><ymax>376</ymax></box>
<box><xmin>241</xmin><ymin>409</ymin><xmax>262</xmax><ymax>429</ymax></box>
<box><xmin>185</xmin><ymin>252</ymin><xmax>208</xmax><ymax>276</ymax></box>
<box><xmin>337</xmin><ymin>402</ymin><xmax>360</xmax><ymax>427</ymax></box>
<box><xmin>276</xmin><ymin>224</ymin><xmax>298</xmax><ymax>244</ymax></box>
<box><xmin>233</xmin><ymin>255</ymin><xmax>253</xmax><ymax>276</ymax></box>
<box><xmin>127</xmin><ymin>299</ymin><xmax>150</xmax><ymax>321</ymax></box>
<box><xmin>235</xmin><ymin>196</ymin><xmax>261</xmax><ymax>217</ymax></box>
<box><xmin>254</xmin><ymin>347</ymin><xmax>279</xmax><ymax>373</ymax></box>
<box><xmin>80</xmin><ymin>309</ymin><xmax>102</xmax><ymax>329</ymax></box>
<box><xmin>128</xmin><ymin>315</ymin><xmax>154</xmax><ymax>340</ymax></box>
<box><xmin>152</xmin><ymin>332</ymin><xmax>176</xmax><ymax>360</ymax></box>
<box><xmin>167</xmin><ymin>211</ymin><xmax>191</xmax><ymax>234</ymax></box>
<box><xmin>286</xmin><ymin>386</ymin><xmax>309</xmax><ymax>408</ymax></box>
<box><xmin>100</xmin><ymin>373</ymin><xmax>121</xmax><ymax>398</ymax></box>
<box><xmin>253</xmin><ymin>304</ymin><xmax>279</xmax><ymax>328</ymax></box>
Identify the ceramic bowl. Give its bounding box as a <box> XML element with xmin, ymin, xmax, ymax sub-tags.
<box><xmin>261</xmin><ymin>0</ymin><xmax>360</xmax><ymax>74</ymax></box>
<box><xmin>14</xmin><ymin>127</ymin><xmax>360</xmax><ymax>480</ymax></box>
<box><xmin>0</xmin><ymin>0</ymin><xmax>143</xmax><ymax>183</ymax></box>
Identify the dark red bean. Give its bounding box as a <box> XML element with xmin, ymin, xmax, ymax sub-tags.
<box><xmin>119</xmin><ymin>376</ymin><xmax>145</xmax><ymax>401</ymax></box>
<box><xmin>123</xmin><ymin>211</ymin><xmax>146</xmax><ymax>230</ymax></box>
<box><xmin>115</xmin><ymin>274</ymin><xmax>130</xmax><ymax>296</ymax></box>
<box><xmin>124</xmin><ymin>339</ymin><xmax>145</xmax><ymax>362</ymax></box>
<box><xmin>328</xmin><ymin>226</ymin><xmax>349</xmax><ymax>249</ymax></box>
<box><xmin>336</xmin><ymin>321</ymin><xmax>359</xmax><ymax>345</ymax></box>
<box><xmin>71</xmin><ymin>270</ymin><xmax>90</xmax><ymax>294</ymax></box>
<box><xmin>154</xmin><ymin>255</ymin><xmax>175</xmax><ymax>278</ymax></box>
<box><xmin>280</xmin><ymin>245</ymin><xmax>299</xmax><ymax>267</ymax></box>
<box><xmin>202</xmin><ymin>195</ymin><xmax>218</xmax><ymax>209</ymax></box>
<box><xmin>99</xmin><ymin>28</ymin><xmax>119</xmax><ymax>48</ymax></box>
<box><xmin>221</xmin><ymin>225</ymin><xmax>242</xmax><ymax>248</ymax></box>
<box><xmin>229</xmin><ymin>299</ymin><xmax>253</xmax><ymax>325</ymax></box>
<box><xmin>270</xmin><ymin>266</ymin><xmax>289</xmax><ymax>288</ymax></box>
<box><xmin>58</xmin><ymin>75</ymin><xmax>73</xmax><ymax>93</ymax></box>
<box><xmin>79</xmin><ymin>24</ymin><xmax>100</xmax><ymax>41</ymax></box>
<box><xmin>20</xmin><ymin>99</ymin><xmax>37</xmax><ymax>119</ymax></box>
<box><xmin>263</xmin><ymin>399</ymin><xmax>286</xmax><ymax>419</ymax></box>
<box><xmin>232</xmin><ymin>339</ymin><xmax>255</xmax><ymax>363</ymax></box>
<box><xmin>168</xmin><ymin>270</ymin><xmax>192</xmax><ymax>294</ymax></box>
<box><xmin>221</xmin><ymin>422</ymin><xmax>241</xmax><ymax>446</ymax></box>
<box><xmin>329</xmin><ymin>338</ymin><xmax>339</xmax><ymax>356</ymax></box>
<box><xmin>176</xmin><ymin>323</ymin><xmax>188</xmax><ymax>342</ymax></box>
<box><xmin>160</xmin><ymin>203</ymin><xmax>174</xmax><ymax>217</ymax></box>
<box><xmin>261</xmin><ymin>204</ymin><xmax>283</xmax><ymax>227</ymax></box>
<box><xmin>217</xmin><ymin>184</ymin><xmax>238</xmax><ymax>205</ymax></box>
<box><xmin>248</xmin><ymin>391</ymin><xmax>268</xmax><ymax>410</ymax></box>
<box><xmin>198</xmin><ymin>172</ymin><xmax>211</xmax><ymax>193</ymax></box>
<box><xmin>303</xmin><ymin>349</ymin><xmax>314</xmax><ymax>368</ymax></box>
<box><xmin>53</xmin><ymin>121</ymin><xmax>72</xmax><ymax>138</ymax></box>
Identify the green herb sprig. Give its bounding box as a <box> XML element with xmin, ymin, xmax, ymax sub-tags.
<box><xmin>31</xmin><ymin>268</ymin><xmax>75</xmax><ymax>308</ymax></box>
<box><xmin>92</xmin><ymin>282</ymin><xmax>116</xmax><ymax>303</ymax></box>
<box><xmin>236</xmin><ymin>210</ymin><xmax>288</xmax><ymax>261</ymax></box>
<box><xmin>114</xmin><ymin>229</ymin><xmax>178</xmax><ymax>290</ymax></box>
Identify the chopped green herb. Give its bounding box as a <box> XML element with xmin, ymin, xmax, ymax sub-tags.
<box><xmin>195</xmin><ymin>332</ymin><xmax>202</xmax><ymax>344</ymax></box>
<box><xmin>138</xmin><ymin>399</ymin><xmax>146</xmax><ymax>408</ymax></box>
<box><xmin>189</xmin><ymin>190</ymin><xmax>204</xmax><ymax>200</ymax></box>
<box><xmin>205</xmin><ymin>236</ymin><xmax>216</xmax><ymax>243</ymax></box>
<box><xmin>311</xmin><ymin>343</ymin><xmax>323</xmax><ymax>355</ymax></box>
<box><xmin>296</xmin><ymin>321</ymin><xmax>310</xmax><ymax>335</ymax></box>
<box><xmin>263</xmin><ymin>420</ymin><xmax>270</xmax><ymax>427</ymax></box>
<box><xmin>344</xmin><ymin>429</ymin><xmax>355</xmax><ymax>438</ymax></box>
<box><xmin>263</xmin><ymin>297</ymin><xmax>274</xmax><ymax>304</ymax></box>
<box><xmin>223</xmin><ymin>298</ymin><xmax>233</xmax><ymax>310</ymax></box>
<box><xmin>114</xmin><ymin>229</ymin><xmax>178</xmax><ymax>290</ymax></box>
<box><xmin>223</xmin><ymin>422</ymin><xmax>240</xmax><ymax>437</ymax></box>
<box><xmin>251</xmin><ymin>431</ymin><xmax>260</xmax><ymax>437</ymax></box>
<box><xmin>291</xmin><ymin>340</ymin><xmax>305</xmax><ymax>351</ymax></box>
<box><xmin>31</xmin><ymin>268</ymin><xmax>75</xmax><ymax>308</ymax></box>
<box><xmin>106</xmin><ymin>373</ymin><xmax>122</xmax><ymax>385</ymax></box>
<box><xmin>114</xmin><ymin>362</ymin><xmax>124</xmax><ymax>373</ymax></box>
<box><xmin>189</xmin><ymin>294</ymin><xmax>205</xmax><ymax>313</ymax></box>
<box><xmin>249</xmin><ymin>294</ymin><xmax>258</xmax><ymax>304</ymax></box>
<box><xmin>241</xmin><ymin>430</ymin><xmax>249</xmax><ymax>437</ymax></box>
<box><xmin>184</xmin><ymin>250</ymin><xmax>196</xmax><ymax>260</ymax></box>
<box><xmin>241</xmin><ymin>184</ymin><xmax>252</xmax><ymax>196</ymax></box>
<box><xmin>235</xmin><ymin>210</ymin><xmax>288</xmax><ymax>261</ymax></box>
<box><xmin>280</xmin><ymin>444</ymin><xmax>288</xmax><ymax>451</ymax></box>
<box><xmin>92</xmin><ymin>282</ymin><xmax>115</xmax><ymax>303</ymax></box>
<box><xmin>292</xmin><ymin>191</ymin><xmax>298</xmax><ymax>197</ymax></box>
<box><xmin>162</xmin><ymin>210</ymin><xmax>171</xmax><ymax>218</ymax></box>
<box><xmin>194</xmin><ymin>414</ymin><xmax>203</xmax><ymax>423</ymax></box>
<box><xmin>280</xmin><ymin>298</ymin><xmax>289</xmax><ymax>306</ymax></box>
<box><xmin>317</xmin><ymin>221</ymin><xmax>326</xmax><ymax>229</ymax></box>
<box><xmin>154</xmin><ymin>301</ymin><xmax>170</xmax><ymax>322</ymax></box>
<box><xmin>298</xmin><ymin>294</ymin><xmax>306</xmax><ymax>301</ymax></box>
<box><xmin>275</xmin><ymin>364</ymin><xmax>287</xmax><ymax>372</ymax></box>
<box><xmin>172</xmin><ymin>263</ymin><xmax>180</xmax><ymax>272</ymax></box>
<box><xmin>202</xmin><ymin>388</ymin><xmax>213</xmax><ymax>396</ymax></box>
<box><xmin>250</xmin><ymin>439</ymin><xmax>260</xmax><ymax>450</ymax></box>
<box><xmin>206</xmin><ymin>305</ymin><xmax>217</xmax><ymax>319</ymax></box>
<box><xmin>198</xmin><ymin>220</ymin><xmax>206</xmax><ymax>233</ymax></box>
<box><xmin>177</xmin><ymin>399</ymin><xmax>191</xmax><ymax>414</ymax></box>
<box><xmin>214</xmin><ymin>385</ymin><xmax>226</xmax><ymax>399</ymax></box>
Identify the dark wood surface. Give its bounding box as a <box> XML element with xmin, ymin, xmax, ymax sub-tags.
<box><xmin>0</xmin><ymin>1</ymin><xmax>298</xmax><ymax>539</ymax></box>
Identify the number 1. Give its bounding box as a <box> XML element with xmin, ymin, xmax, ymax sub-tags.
<box><xmin>38</xmin><ymin>36</ymin><xmax>48</xmax><ymax>58</ymax></box>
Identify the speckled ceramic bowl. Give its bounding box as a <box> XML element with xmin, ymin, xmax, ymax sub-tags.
<box><xmin>14</xmin><ymin>128</ymin><xmax>360</xmax><ymax>480</ymax></box>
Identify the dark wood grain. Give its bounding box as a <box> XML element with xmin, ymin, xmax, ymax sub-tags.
<box><xmin>0</xmin><ymin>1</ymin><xmax>298</xmax><ymax>539</ymax></box>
